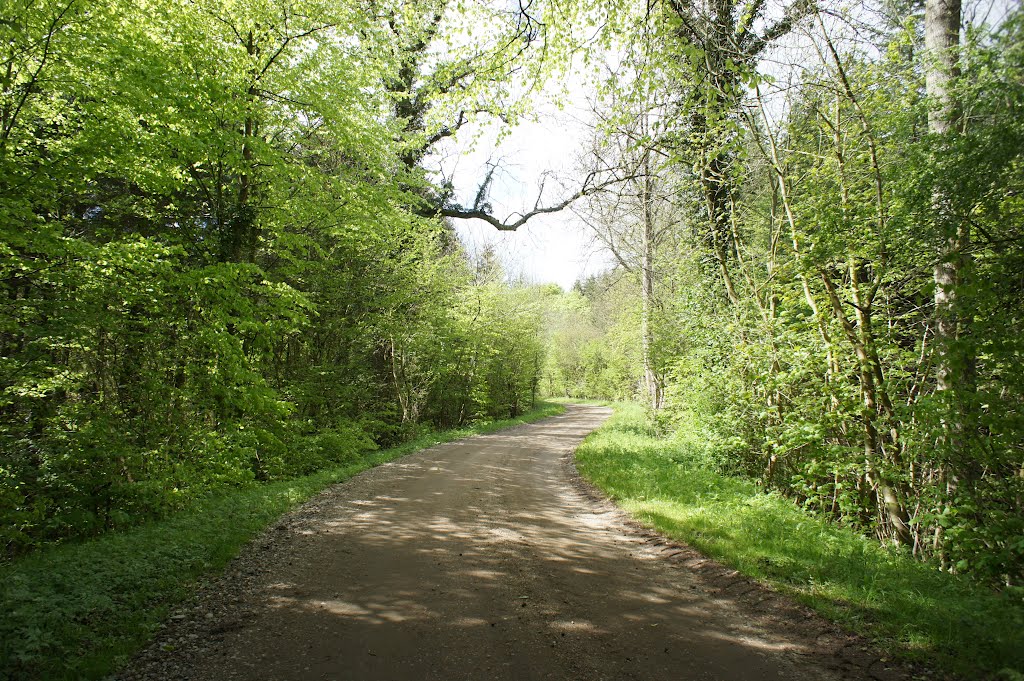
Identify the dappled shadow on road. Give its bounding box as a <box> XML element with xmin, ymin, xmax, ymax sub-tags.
<box><xmin>149</xmin><ymin>407</ymin><xmax>862</xmax><ymax>681</ymax></box>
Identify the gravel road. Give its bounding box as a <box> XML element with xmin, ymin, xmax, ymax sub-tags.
<box><xmin>118</xmin><ymin>404</ymin><xmax>911</xmax><ymax>681</ymax></box>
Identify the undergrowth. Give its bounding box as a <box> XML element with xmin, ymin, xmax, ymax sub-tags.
<box><xmin>0</xmin><ymin>401</ymin><xmax>565</xmax><ymax>681</ymax></box>
<box><xmin>574</xmin><ymin>402</ymin><xmax>1024</xmax><ymax>680</ymax></box>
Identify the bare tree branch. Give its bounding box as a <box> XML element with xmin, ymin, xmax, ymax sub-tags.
<box><xmin>440</xmin><ymin>169</ymin><xmax>636</xmax><ymax>231</ymax></box>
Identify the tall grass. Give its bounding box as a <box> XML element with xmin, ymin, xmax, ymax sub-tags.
<box><xmin>0</xmin><ymin>402</ymin><xmax>565</xmax><ymax>681</ymax></box>
<box><xmin>575</xmin><ymin>403</ymin><xmax>1023</xmax><ymax>680</ymax></box>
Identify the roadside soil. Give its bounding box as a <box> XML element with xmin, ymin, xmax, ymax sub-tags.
<box><xmin>117</xmin><ymin>405</ymin><xmax>917</xmax><ymax>681</ymax></box>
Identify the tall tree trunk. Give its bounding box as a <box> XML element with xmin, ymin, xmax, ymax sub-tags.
<box><xmin>820</xmin><ymin>269</ymin><xmax>911</xmax><ymax>545</ymax></box>
<box><xmin>926</xmin><ymin>0</ymin><xmax>968</xmax><ymax>564</ymax></box>
<box><xmin>927</xmin><ymin>0</ymin><xmax>968</xmax><ymax>406</ymax></box>
<box><xmin>640</xmin><ymin>152</ymin><xmax>660</xmax><ymax>409</ymax></box>
<box><xmin>224</xmin><ymin>30</ymin><xmax>260</xmax><ymax>263</ymax></box>
<box><xmin>925</xmin><ymin>0</ymin><xmax>961</xmax><ymax>138</ymax></box>
<box><xmin>698</xmin><ymin>122</ymin><xmax>741</xmax><ymax>307</ymax></box>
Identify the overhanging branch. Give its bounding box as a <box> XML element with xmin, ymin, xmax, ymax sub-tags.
<box><xmin>440</xmin><ymin>169</ymin><xmax>639</xmax><ymax>231</ymax></box>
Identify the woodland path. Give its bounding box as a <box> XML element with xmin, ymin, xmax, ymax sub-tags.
<box><xmin>120</xmin><ymin>405</ymin><xmax>907</xmax><ymax>681</ymax></box>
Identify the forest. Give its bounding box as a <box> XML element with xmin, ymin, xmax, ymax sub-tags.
<box><xmin>1</xmin><ymin>0</ymin><xmax>1021</xmax><ymax>614</ymax></box>
<box><xmin>540</xmin><ymin>0</ymin><xmax>1024</xmax><ymax>590</ymax></box>
<box><xmin>1</xmin><ymin>0</ymin><xmax>554</xmax><ymax>556</ymax></box>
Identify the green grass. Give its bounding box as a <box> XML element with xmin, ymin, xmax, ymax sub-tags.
<box><xmin>0</xmin><ymin>401</ymin><xmax>565</xmax><ymax>681</ymax></box>
<box><xmin>575</xmin><ymin>403</ymin><xmax>1024</xmax><ymax>681</ymax></box>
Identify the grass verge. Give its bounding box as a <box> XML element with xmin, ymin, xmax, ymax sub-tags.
<box><xmin>0</xmin><ymin>401</ymin><xmax>565</xmax><ymax>681</ymax></box>
<box><xmin>574</xmin><ymin>403</ymin><xmax>1023</xmax><ymax>680</ymax></box>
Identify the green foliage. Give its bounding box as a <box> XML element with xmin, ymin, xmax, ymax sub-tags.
<box><xmin>0</xmin><ymin>235</ymin><xmax>307</xmax><ymax>550</ymax></box>
<box><xmin>539</xmin><ymin>273</ymin><xmax>643</xmax><ymax>401</ymax></box>
<box><xmin>283</xmin><ymin>425</ymin><xmax>379</xmax><ymax>478</ymax></box>
<box><xmin>565</xmin><ymin>3</ymin><xmax>1024</xmax><ymax>588</ymax></box>
<box><xmin>576</xmin><ymin>404</ymin><xmax>1024</xmax><ymax>679</ymax></box>
<box><xmin>0</xmin><ymin>0</ymin><xmax>552</xmax><ymax>556</ymax></box>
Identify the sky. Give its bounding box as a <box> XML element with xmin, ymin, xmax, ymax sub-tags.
<box><xmin>432</xmin><ymin>76</ymin><xmax>616</xmax><ymax>291</ymax></box>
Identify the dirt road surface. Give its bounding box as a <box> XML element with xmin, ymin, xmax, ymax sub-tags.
<box><xmin>120</xmin><ymin>405</ymin><xmax>908</xmax><ymax>681</ymax></box>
